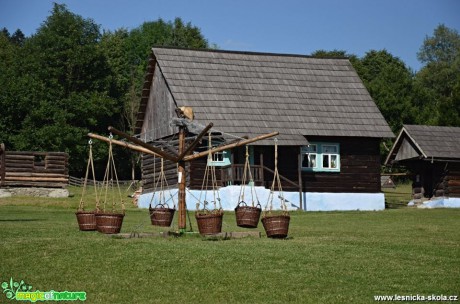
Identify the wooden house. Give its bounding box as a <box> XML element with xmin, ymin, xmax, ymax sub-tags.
<box><xmin>0</xmin><ymin>143</ymin><xmax>69</xmax><ymax>197</ymax></box>
<box><xmin>135</xmin><ymin>47</ymin><xmax>394</xmax><ymax>211</ymax></box>
<box><xmin>385</xmin><ymin>125</ymin><xmax>460</xmax><ymax>200</ymax></box>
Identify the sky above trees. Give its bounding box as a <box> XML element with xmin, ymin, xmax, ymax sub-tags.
<box><xmin>1</xmin><ymin>4</ymin><xmax>459</xmax><ymax>177</ymax></box>
<box><xmin>1</xmin><ymin>0</ymin><xmax>459</xmax><ymax>72</ymax></box>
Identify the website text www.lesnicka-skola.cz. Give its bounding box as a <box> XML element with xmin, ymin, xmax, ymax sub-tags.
<box><xmin>374</xmin><ymin>294</ymin><xmax>458</xmax><ymax>302</ymax></box>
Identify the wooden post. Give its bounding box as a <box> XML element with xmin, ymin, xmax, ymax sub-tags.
<box><xmin>298</xmin><ymin>148</ymin><xmax>303</xmax><ymax>210</ymax></box>
<box><xmin>0</xmin><ymin>143</ymin><xmax>5</xmax><ymax>187</ymax></box>
<box><xmin>178</xmin><ymin>127</ymin><xmax>187</xmax><ymax>233</ymax></box>
<box><xmin>260</xmin><ymin>151</ymin><xmax>264</xmax><ymax>187</ymax></box>
<box><xmin>175</xmin><ymin>122</ymin><xmax>213</xmax><ymax>161</ymax></box>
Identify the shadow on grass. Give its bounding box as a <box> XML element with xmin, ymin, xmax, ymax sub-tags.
<box><xmin>385</xmin><ymin>201</ymin><xmax>409</xmax><ymax>209</ymax></box>
<box><xmin>0</xmin><ymin>219</ymin><xmax>46</xmax><ymax>222</ymax></box>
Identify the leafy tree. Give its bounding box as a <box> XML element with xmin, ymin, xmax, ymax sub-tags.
<box><xmin>311</xmin><ymin>49</ymin><xmax>360</xmax><ymax>65</ymax></box>
<box><xmin>10</xmin><ymin>29</ymin><xmax>25</xmax><ymax>46</ymax></box>
<box><xmin>9</xmin><ymin>3</ymin><xmax>121</xmax><ymax>175</ymax></box>
<box><xmin>312</xmin><ymin>49</ymin><xmax>416</xmax><ymax>133</ymax></box>
<box><xmin>1</xmin><ymin>6</ymin><xmax>210</xmax><ymax>178</ymax></box>
<box><xmin>414</xmin><ymin>24</ymin><xmax>460</xmax><ymax>126</ymax></box>
<box><xmin>357</xmin><ymin>50</ymin><xmax>416</xmax><ymax>133</ymax></box>
<box><xmin>98</xmin><ymin>18</ymin><xmax>209</xmax><ymax>179</ymax></box>
<box><xmin>418</xmin><ymin>24</ymin><xmax>460</xmax><ymax>65</ymax></box>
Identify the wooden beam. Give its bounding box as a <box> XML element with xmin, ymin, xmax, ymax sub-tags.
<box><xmin>108</xmin><ymin>126</ymin><xmax>178</xmax><ymax>162</ymax></box>
<box><xmin>5</xmin><ymin>176</ymin><xmax>68</xmax><ymax>182</ymax></box>
<box><xmin>175</xmin><ymin>122</ymin><xmax>213</xmax><ymax>162</ymax></box>
<box><xmin>0</xmin><ymin>143</ymin><xmax>5</xmax><ymax>187</ymax></box>
<box><xmin>183</xmin><ymin>132</ymin><xmax>279</xmax><ymax>162</ymax></box>
<box><xmin>87</xmin><ymin>133</ymin><xmax>160</xmax><ymax>157</ymax></box>
<box><xmin>177</xmin><ymin>127</ymin><xmax>187</xmax><ymax>232</ymax></box>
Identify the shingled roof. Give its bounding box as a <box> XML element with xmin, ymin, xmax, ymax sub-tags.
<box><xmin>136</xmin><ymin>47</ymin><xmax>394</xmax><ymax>145</ymax></box>
<box><xmin>385</xmin><ymin>125</ymin><xmax>460</xmax><ymax>164</ymax></box>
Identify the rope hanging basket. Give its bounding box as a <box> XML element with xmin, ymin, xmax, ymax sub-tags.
<box><xmin>76</xmin><ymin>140</ymin><xmax>98</xmax><ymax>231</ymax></box>
<box><xmin>95</xmin><ymin>212</ymin><xmax>125</xmax><ymax>234</ymax></box>
<box><xmin>262</xmin><ymin>139</ymin><xmax>290</xmax><ymax>238</ymax></box>
<box><xmin>235</xmin><ymin>201</ymin><xmax>261</xmax><ymax>228</ymax></box>
<box><xmin>195</xmin><ymin>209</ymin><xmax>224</xmax><ymax>235</ymax></box>
<box><xmin>148</xmin><ymin>155</ymin><xmax>176</xmax><ymax>227</ymax></box>
<box><xmin>95</xmin><ymin>135</ymin><xmax>125</xmax><ymax>234</ymax></box>
<box><xmin>234</xmin><ymin>146</ymin><xmax>262</xmax><ymax>228</ymax></box>
<box><xmin>149</xmin><ymin>204</ymin><xmax>175</xmax><ymax>227</ymax></box>
<box><xmin>195</xmin><ymin>133</ymin><xmax>224</xmax><ymax>235</ymax></box>
<box><xmin>76</xmin><ymin>210</ymin><xmax>97</xmax><ymax>231</ymax></box>
<box><xmin>261</xmin><ymin>214</ymin><xmax>290</xmax><ymax>238</ymax></box>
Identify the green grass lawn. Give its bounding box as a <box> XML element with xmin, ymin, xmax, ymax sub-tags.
<box><xmin>1</xmin><ymin>186</ymin><xmax>459</xmax><ymax>303</ymax></box>
<box><xmin>383</xmin><ymin>182</ymin><xmax>413</xmax><ymax>209</ymax></box>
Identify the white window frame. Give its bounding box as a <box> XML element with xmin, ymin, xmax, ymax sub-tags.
<box><xmin>302</xmin><ymin>143</ymin><xmax>340</xmax><ymax>172</ymax></box>
<box><xmin>208</xmin><ymin>150</ymin><xmax>231</xmax><ymax>167</ymax></box>
<box><xmin>301</xmin><ymin>144</ymin><xmax>318</xmax><ymax>169</ymax></box>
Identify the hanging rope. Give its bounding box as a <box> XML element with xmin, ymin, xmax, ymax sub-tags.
<box><xmin>148</xmin><ymin>151</ymin><xmax>177</xmax><ymax>209</ymax></box>
<box><xmin>237</xmin><ymin>145</ymin><xmax>260</xmax><ymax>207</ymax></box>
<box><xmin>196</xmin><ymin>133</ymin><xmax>221</xmax><ymax>212</ymax></box>
<box><xmin>101</xmin><ymin>134</ymin><xmax>125</xmax><ymax>214</ymax></box>
<box><xmin>264</xmin><ymin>138</ymin><xmax>288</xmax><ymax>215</ymax></box>
<box><xmin>78</xmin><ymin>140</ymin><xmax>100</xmax><ymax>211</ymax></box>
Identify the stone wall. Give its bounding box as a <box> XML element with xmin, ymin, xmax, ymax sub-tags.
<box><xmin>0</xmin><ymin>188</ymin><xmax>69</xmax><ymax>198</ymax></box>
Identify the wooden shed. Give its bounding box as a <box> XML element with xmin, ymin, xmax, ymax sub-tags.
<box><xmin>385</xmin><ymin>125</ymin><xmax>460</xmax><ymax>200</ymax></box>
<box><xmin>0</xmin><ymin>143</ymin><xmax>69</xmax><ymax>196</ymax></box>
<box><xmin>135</xmin><ymin>47</ymin><xmax>394</xmax><ymax>211</ymax></box>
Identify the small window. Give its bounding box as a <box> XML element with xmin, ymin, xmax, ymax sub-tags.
<box><xmin>301</xmin><ymin>144</ymin><xmax>317</xmax><ymax>169</ymax></box>
<box><xmin>208</xmin><ymin>150</ymin><xmax>231</xmax><ymax>167</ymax></box>
<box><xmin>212</xmin><ymin>152</ymin><xmax>224</xmax><ymax>163</ymax></box>
<box><xmin>322</xmin><ymin>145</ymin><xmax>339</xmax><ymax>169</ymax></box>
<box><xmin>302</xmin><ymin>143</ymin><xmax>340</xmax><ymax>172</ymax></box>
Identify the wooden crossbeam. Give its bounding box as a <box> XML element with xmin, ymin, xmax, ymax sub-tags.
<box><xmin>108</xmin><ymin>126</ymin><xmax>178</xmax><ymax>162</ymax></box>
<box><xmin>87</xmin><ymin>133</ymin><xmax>160</xmax><ymax>157</ymax></box>
<box><xmin>175</xmin><ymin>122</ymin><xmax>213</xmax><ymax>161</ymax></box>
<box><xmin>183</xmin><ymin>132</ymin><xmax>279</xmax><ymax>162</ymax></box>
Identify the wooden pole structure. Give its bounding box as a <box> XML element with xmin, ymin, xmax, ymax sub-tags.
<box><xmin>175</xmin><ymin>122</ymin><xmax>213</xmax><ymax>162</ymax></box>
<box><xmin>183</xmin><ymin>132</ymin><xmax>279</xmax><ymax>162</ymax></box>
<box><xmin>177</xmin><ymin>127</ymin><xmax>187</xmax><ymax>232</ymax></box>
<box><xmin>87</xmin><ymin>133</ymin><xmax>160</xmax><ymax>157</ymax></box>
<box><xmin>89</xmin><ymin>127</ymin><xmax>279</xmax><ymax>234</ymax></box>
<box><xmin>108</xmin><ymin>126</ymin><xmax>178</xmax><ymax>162</ymax></box>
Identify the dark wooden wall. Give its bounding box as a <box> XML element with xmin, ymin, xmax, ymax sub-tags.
<box><xmin>140</xmin><ymin>65</ymin><xmax>177</xmax><ymax>143</ymax></box>
<box><xmin>141</xmin><ymin>137</ymin><xmax>382</xmax><ymax>194</ymax></box>
<box><xmin>142</xmin><ymin>153</ymin><xmax>190</xmax><ymax>193</ymax></box>
<box><xmin>441</xmin><ymin>166</ymin><xmax>460</xmax><ymax>198</ymax></box>
<box><xmin>405</xmin><ymin>160</ymin><xmax>460</xmax><ymax>198</ymax></box>
<box><xmin>0</xmin><ymin>149</ymin><xmax>69</xmax><ymax>188</ymax></box>
<box><xmin>301</xmin><ymin>136</ymin><xmax>381</xmax><ymax>193</ymax></box>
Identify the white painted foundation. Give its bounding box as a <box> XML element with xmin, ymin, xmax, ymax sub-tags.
<box><xmin>137</xmin><ymin>186</ymin><xmax>385</xmax><ymax>211</ymax></box>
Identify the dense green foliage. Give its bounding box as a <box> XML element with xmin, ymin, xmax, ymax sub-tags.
<box><xmin>1</xmin><ymin>2</ymin><xmax>459</xmax><ymax>175</ymax></box>
<box><xmin>312</xmin><ymin>25</ymin><xmax>460</xmax><ymax>133</ymax></box>
<box><xmin>0</xmin><ymin>189</ymin><xmax>459</xmax><ymax>303</ymax></box>
<box><xmin>0</xmin><ymin>4</ymin><xmax>208</xmax><ymax>177</ymax></box>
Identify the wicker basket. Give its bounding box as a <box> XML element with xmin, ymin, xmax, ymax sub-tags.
<box><xmin>195</xmin><ymin>211</ymin><xmax>223</xmax><ymax>235</ymax></box>
<box><xmin>95</xmin><ymin>212</ymin><xmax>125</xmax><ymax>234</ymax></box>
<box><xmin>149</xmin><ymin>204</ymin><xmax>175</xmax><ymax>227</ymax></box>
<box><xmin>261</xmin><ymin>214</ymin><xmax>290</xmax><ymax>238</ymax></box>
<box><xmin>235</xmin><ymin>201</ymin><xmax>261</xmax><ymax>228</ymax></box>
<box><xmin>75</xmin><ymin>210</ymin><xmax>97</xmax><ymax>231</ymax></box>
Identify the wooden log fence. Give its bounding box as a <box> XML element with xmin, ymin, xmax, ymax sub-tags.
<box><xmin>68</xmin><ymin>176</ymin><xmax>139</xmax><ymax>188</ymax></box>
